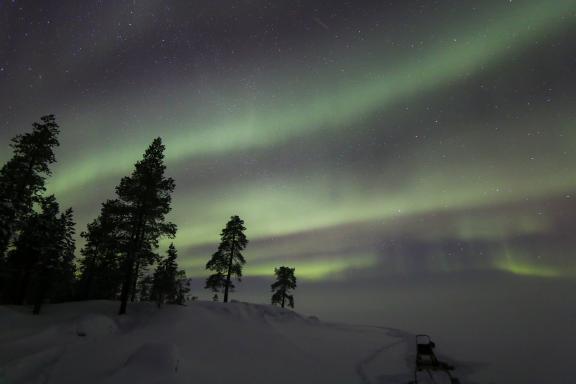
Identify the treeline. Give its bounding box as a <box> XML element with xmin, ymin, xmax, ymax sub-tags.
<box><xmin>0</xmin><ymin>115</ymin><xmax>296</xmax><ymax>315</ymax></box>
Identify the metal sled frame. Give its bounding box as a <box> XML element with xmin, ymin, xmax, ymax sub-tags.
<box><xmin>414</xmin><ymin>335</ymin><xmax>459</xmax><ymax>384</ymax></box>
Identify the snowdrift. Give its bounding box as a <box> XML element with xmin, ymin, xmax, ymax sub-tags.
<box><xmin>0</xmin><ymin>301</ymin><xmax>457</xmax><ymax>384</ymax></box>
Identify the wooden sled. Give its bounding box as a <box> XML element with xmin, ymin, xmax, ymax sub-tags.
<box><xmin>414</xmin><ymin>335</ymin><xmax>460</xmax><ymax>384</ymax></box>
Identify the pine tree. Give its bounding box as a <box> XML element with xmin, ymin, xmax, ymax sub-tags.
<box><xmin>48</xmin><ymin>206</ymin><xmax>76</xmax><ymax>305</ymax></box>
<box><xmin>4</xmin><ymin>202</ymin><xmax>51</xmax><ymax>305</ymax></box>
<box><xmin>204</xmin><ymin>272</ymin><xmax>227</xmax><ymax>296</ymax></box>
<box><xmin>77</xmin><ymin>200</ymin><xmax>125</xmax><ymax>300</ymax></box>
<box><xmin>271</xmin><ymin>266</ymin><xmax>296</xmax><ymax>309</ymax></box>
<box><xmin>172</xmin><ymin>270</ymin><xmax>190</xmax><ymax>305</ymax></box>
<box><xmin>152</xmin><ymin>243</ymin><xmax>179</xmax><ymax>307</ymax></box>
<box><xmin>32</xmin><ymin>203</ymin><xmax>76</xmax><ymax>314</ymax></box>
<box><xmin>131</xmin><ymin>254</ymin><xmax>157</xmax><ymax>303</ymax></box>
<box><xmin>0</xmin><ymin>115</ymin><xmax>59</xmax><ymax>276</ymax></box>
<box><xmin>136</xmin><ymin>274</ymin><xmax>154</xmax><ymax>301</ymax></box>
<box><xmin>205</xmin><ymin>215</ymin><xmax>248</xmax><ymax>303</ymax></box>
<box><xmin>5</xmin><ymin>195</ymin><xmax>76</xmax><ymax>313</ymax></box>
<box><xmin>115</xmin><ymin>138</ymin><xmax>176</xmax><ymax>315</ymax></box>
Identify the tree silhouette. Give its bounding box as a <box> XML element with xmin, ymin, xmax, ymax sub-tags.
<box><xmin>204</xmin><ymin>272</ymin><xmax>227</xmax><ymax>297</ymax></box>
<box><xmin>31</xmin><ymin>200</ymin><xmax>76</xmax><ymax>314</ymax></box>
<box><xmin>172</xmin><ymin>270</ymin><xmax>191</xmax><ymax>305</ymax></box>
<box><xmin>5</xmin><ymin>195</ymin><xmax>75</xmax><ymax>313</ymax></box>
<box><xmin>271</xmin><ymin>266</ymin><xmax>296</xmax><ymax>309</ymax></box>
<box><xmin>0</xmin><ymin>115</ymin><xmax>59</xmax><ymax>266</ymax></box>
<box><xmin>152</xmin><ymin>243</ymin><xmax>179</xmax><ymax>307</ymax></box>
<box><xmin>205</xmin><ymin>215</ymin><xmax>248</xmax><ymax>303</ymax></box>
<box><xmin>77</xmin><ymin>199</ymin><xmax>125</xmax><ymax>300</ymax></box>
<box><xmin>136</xmin><ymin>274</ymin><xmax>153</xmax><ymax>302</ymax></box>
<box><xmin>114</xmin><ymin>138</ymin><xmax>176</xmax><ymax>315</ymax></box>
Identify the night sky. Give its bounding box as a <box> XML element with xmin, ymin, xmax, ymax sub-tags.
<box><xmin>1</xmin><ymin>0</ymin><xmax>575</xmax><ymax>308</ymax></box>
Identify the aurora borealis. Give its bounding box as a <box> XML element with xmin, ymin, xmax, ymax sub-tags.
<box><xmin>1</xmin><ymin>0</ymin><xmax>576</xmax><ymax>290</ymax></box>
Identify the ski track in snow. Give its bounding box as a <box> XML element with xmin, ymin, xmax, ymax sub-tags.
<box><xmin>355</xmin><ymin>338</ymin><xmax>406</xmax><ymax>384</ymax></box>
<box><xmin>0</xmin><ymin>301</ymin><xmax>467</xmax><ymax>384</ymax></box>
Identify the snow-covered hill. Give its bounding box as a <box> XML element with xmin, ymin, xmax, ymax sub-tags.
<box><xmin>0</xmin><ymin>301</ymin><xmax>463</xmax><ymax>384</ymax></box>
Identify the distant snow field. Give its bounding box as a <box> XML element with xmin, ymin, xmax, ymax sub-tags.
<box><xmin>0</xmin><ymin>301</ymin><xmax>462</xmax><ymax>384</ymax></box>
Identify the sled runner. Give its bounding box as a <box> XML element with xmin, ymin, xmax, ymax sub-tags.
<box><xmin>414</xmin><ymin>335</ymin><xmax>459</xmax><ymax>384</ymax></box>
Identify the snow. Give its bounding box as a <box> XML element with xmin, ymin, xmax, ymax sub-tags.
<box><xmin>75</xmin><ymin>314</ymin><xmax>119</xmax><ymax>337</ymax></box>
<box><xmin>102</xmin><ymin>342</ymin><xmax>180</xmax><ymax>384</ymax></box>
<box><xmin>0</xmin><ymin>300</ymin><xmax>463</xmax><ymax>384</ymax></box>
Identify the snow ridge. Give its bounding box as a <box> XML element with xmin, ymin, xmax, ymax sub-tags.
<box><xmin>0</xmin><ymin>301</ymin><xmax>457</xmax><ymax>384</ymax></box>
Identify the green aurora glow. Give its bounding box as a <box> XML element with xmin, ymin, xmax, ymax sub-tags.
<box><xmin>46</xmin><ymin>0</ymin><xmax>575</xmax><ymax>197</ymax></box>
<box><xmin>1</xmin><ymin>0</ymin><xmax>575</xmax><ymax>283</ymax></box>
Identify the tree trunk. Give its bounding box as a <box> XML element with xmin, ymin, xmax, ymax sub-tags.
<box><xmin>118</xmin><ymin>256</ymin><xmax>134</xmax><ymax>315</ymax></box>
<box><xmin>0</xmin><ymin>210</ymin><xmax>15</xmax><ymax>258</ymax></box>
<box><xmin>281</xmin><ymin>292</ymin><xmax>285</xmax><ymax>308</ymax></box>
<box><xmin>223</xmin><ymin>235</ymin><xmax>235</xmax><ymax>303</ymax></box>
<box><xmin>119</xmin><ymin>210</ymin><xmax>145</xmax><ymax>315</ymax></box>
<box><xmin>223</xmin><ymin>267</ymin><xmax>232</xmax><ymax>303</ymax></box>
<box><xmin>32</xmin><ymin>276</ymin><xmax>47</xmax><ymax>315</ymax></box>
<box><xmin>130</xmin><ymin>258</ymin><xmax>140</xmax><ymax>302</ymax></box>
<box><xmin>81</xmin><ymin>258</ymin><xmax>95</xmax><ymax>300</ymax></box>
<box><xmin>15</xmin><ymin>269</ymin><xmax>31</xmax><ymax>305</ymax></box>
<box><xmin>32</xmin><ymin>296</ymin><xmax>42</xmax><ymax>315</ymax></box>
